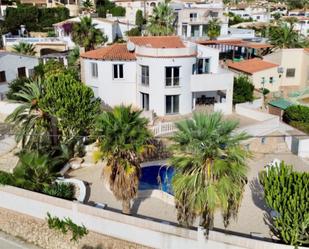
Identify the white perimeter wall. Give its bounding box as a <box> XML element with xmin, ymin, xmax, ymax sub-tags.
<box><xmin>0</xmin><ymin>186</ymin><xmax>303</xmax><ymax>249</ymax></box>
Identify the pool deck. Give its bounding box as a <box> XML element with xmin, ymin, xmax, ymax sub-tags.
<box><xmin>68</xmin><ymin>152</ymin><xmax>309</xmax><ymax>240</ymax></box>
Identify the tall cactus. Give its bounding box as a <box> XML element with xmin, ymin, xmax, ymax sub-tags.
<box><xmin>259</xmin><ymin>162</ymin><xmax>309</xmax><ymax>247</ymax></box>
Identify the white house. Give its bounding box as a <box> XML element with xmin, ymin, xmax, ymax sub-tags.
<box><xmin>172</xmin><ymin>1</ymin><xmax>229</xmax><ymax>40</ymax></box>
<box><xmin>229</xmin><ymin>5</ymin><xmax>270</xmax><ymax>22</ymax></box>
<box><xmin>53</xmin><ymin>16</ymin><xmax>136</xmax><ymax>45</ymax></box>
<box><xmin>0</xmin><ymin>51</ymin><xmax>39</xmax><ymax>95</ymax></box>
<box><xmin>80</xmin><ymin>36</ymin><xmax>233</xmax><ymax>117</ymax></box>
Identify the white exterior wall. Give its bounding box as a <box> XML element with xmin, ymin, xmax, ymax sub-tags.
<box><xmin>83</xmin><ymin>59</ymin><xmax>137</xmax><ymax>107</ymax></box>
<box><xmin>137</xmin><ymin>56</ymin><xmax>196</xmax><ymax>116</ymax></box>
<box><xmin>0</xmin><ymin>54</ymin><xmax>39</xmax><ymax>93</ymax></box>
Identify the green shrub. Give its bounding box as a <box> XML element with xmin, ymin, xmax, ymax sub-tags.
<box><xmin>289</xmin><ymin>121</ymin><xmax>309</xmax><ymax>134</ymax></box>
<box><xmin>125</xmin><ymin>27</ymin><xmax>141</xmax><ymax>36</ymax></box>
<box><xmin>43</xmin><ymin>182</ymin><xmax>75</xmax><ymax>200</ymax></box>
<box><xmin>233</xmin><ymin>75</ymin><xmax>254</xmax><ymax>105</ymax></box>
<box><xmin>283</xmin><ymin>105</ymin><xmax>309</xmax><ymax>123</ymax></box>
<box><xmin>47</xmin><ymin>212</ymin><xmax>88</xmax><ymax>241</ymax></box>
<box><xmin>110</xmin><ymin>6</ymin><xmax>125</xmax><ymax>16</ymax></box>
<box><xmin>0</xmin><ymin>171</ymin><xmax>15</xmax><ymax>186</ymax></box>
<box><xmin>6</xmin><ymin>77</ymin><xmax>31</xmax><ymax>101</ymax></box>
<box><xmin>4</xmin><ymin>6</ymin><xmax>69</xmax><ymax>33</ymax></box>
<box><xmin>259</xmin><ymin>162</ymin><xmax>309</xmax><ymax>247</ymax></box>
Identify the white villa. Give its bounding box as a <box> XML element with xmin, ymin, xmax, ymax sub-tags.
<box><xmin>172</xmin><ymin>1</ymin><xmax>229</xmax><ymax>40</ymax></box>
<box><xmin>0</xmin><ymin>51</ymin><xmax>39</xmax><ymax>97</ymax></box>
<box><xmin>80</xmin><ymin>36</ymin><xmax>233</xmax><ymax>117</ymax></box>
<box><xmin>53</xmin><ymin>16</ymin><xmax>136</xmax><ymax>45</ymax></box>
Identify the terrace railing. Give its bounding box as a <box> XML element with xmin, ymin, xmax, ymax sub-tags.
<box><xmin>150</xmin><ymin>122</ymin><xmax>177</xmax><ymax>137</ymax></box>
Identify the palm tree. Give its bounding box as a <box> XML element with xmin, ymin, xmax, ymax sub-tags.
<box><xmin>12</xmin><ymin>42</ymin><xmax>36</xmax><ymax>56</ymax></box>
<box><xmin>146</xmin><ymin>1</ymin><xmax>175</xmax><ymax>36</ymax></box>
<box><xmin>170</xmin><ymin>112</ymin><xmax>250</xmax><ymax>230</ymax></box>
<box><xmin>82</xmin><ymin>0</ymin><xmax>94</xmax><ymax>13</ymax></box>
<box><xmin>207</xmin><ymin>18</ymin><xmax>221</xmax><ymax>40</ymax></box>
<box><xmin>72</xmin><ymin>16</ymin><xmax>107</xmax><ymax>52</ymax></box>
<box><xmin>94</xmin><ymin>105</ymin><xmax>153</xmax><ymax>214</ymax></box>
<box><xmin>269</xmin><ymin>20</ymin><xmax>308</xmax><ymax>49</ymax></box>
<box><xmin>5</xmin><ymin>80</ymin><xmax>52</xmax><ymax>150</ymax></box>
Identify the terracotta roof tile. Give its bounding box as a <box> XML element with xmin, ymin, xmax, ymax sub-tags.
<box><xmin>80</xmin><ymin>44</ymin><xmax>136</xmax><ymax>61</ymax></box>
<box><xmin>129</xmin><ymin>36</ymin><xmax>185</xmax><ymax>48</ymax></box>
<box><xmin>227</xmin><ymin>58</ymin><xmax>278</xmax><ymax>74</ymax></box>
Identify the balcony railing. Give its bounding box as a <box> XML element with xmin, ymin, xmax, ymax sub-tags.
<box><xmin>165</xmin><ymin>77</ymin><xmax>180</xmax><ymax>87</ymax></box>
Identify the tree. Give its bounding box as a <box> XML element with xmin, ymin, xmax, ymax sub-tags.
<box><xmin>233</xmin><ymin>75</ymin><xmax>254</xmax><ymax>105</ymax></box>
<box><xmin>41</xmin><ymin>73</ymin><xmax>101</xmax><ymax>145</ymax></box>
<box><xmin>269</xmin><ymin>21</ymin><xmax>308</xmax><ymax>49</ymax></box>
<box><xmin>82</xmin><ymin>0</ymin><xmax>94</xmax><ymax>13</ymax></box>
<box><xmin>135</xmin><ymin>9</ymin><xmax>144</xmax><ymax>27</ymax></box>
<box><xmin>146</xmin><ymin>1</ymin><xmax>175</xmax><ymax>36</ymax></box>
<box><xmin>283</xmin><ymin>105</ymin><xmax>309</xmax><ymax>134</ymax></box>
<box><xmin>170</xmin><ymin>112</ymin><xmax>250</xmax><ymax>230</ymax></box>
<box><xmin>259</xmin><ymin>162</ymin><xmax>309</xmax><ymax>247</ymax></box>
<box><xmin>6</xmin><ymin>77</ymin><xmax>32</xmax><ymax>101</ymax></box>
<box><xmin>207</xmin><ymin>18</ymin><xmax>221</xmax><ymax>40</ymax></box>
<box><xmin>5</xmin><ymin>80</ymin><xmax>52</xmax><ymax>150</ymax></box>
<box><xmin>71</xmin><ymin>16</ymin><xmax>107</xmax><ymax>52</ymax></box>
<box><xmin>12</xmin><ymin>42</ymin><xmax>36</xmax><ymax>56</ymax></box>
<box><xmin>94</xmin><ymin>106</ymin><xmax>153</xmax><ymax>214</ymax></box>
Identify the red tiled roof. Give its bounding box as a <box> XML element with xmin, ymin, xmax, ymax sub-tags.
<box><xmin>80</xmin><ymin>43</ymin><xmax>136</xmax><ymax>61</ymax></box>
<box><xmin>227</xmin><ymin>58</ymin><xmax>278</xmax><ymax>74</ymax></box>
<box><xmin>129</xmin><ymin>36</ymin><xmax>185</xmax><ymax>48</ymax></box>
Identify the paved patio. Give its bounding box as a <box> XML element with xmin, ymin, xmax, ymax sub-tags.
<box><xmin>68</xmin><ymin>152</ymin><xmax>309</xmax><ymax>240</ymax></box>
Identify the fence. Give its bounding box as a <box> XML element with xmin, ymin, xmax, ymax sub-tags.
<box><xmin>0</xmin><ymin>185</ymin><xmax>302</xmax><ymax>249</ymax></box>
<box><xmin>150</xmin><ymin>122</ymin><xmax>177</xmax><ymax>137</ymax></box>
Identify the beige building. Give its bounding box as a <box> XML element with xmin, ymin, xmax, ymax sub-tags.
<box><xmin>227</xmin><ymin>58</ymin><xmax>280</xmax><ymax>92</ymax></box>
<box><xmin>263</xmin><ymin>48</ymin><xmax>309</xmax><ymax>94</ymax></box>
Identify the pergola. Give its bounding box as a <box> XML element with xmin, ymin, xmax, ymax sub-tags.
<box><xmin>197</xmin><ymin>39</ymin><xmax>273</xmax><ymax>61</ymax></box>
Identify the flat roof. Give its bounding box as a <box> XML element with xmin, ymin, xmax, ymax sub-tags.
<box><xmin>268</xmin><ymin>98</ymin><xmax>293</xmax><ymax>110</ymax></box>
<box><xmin>198</xmin><ymin>39</ymin><xmax>272</xmax><ymax>49</ymax></box>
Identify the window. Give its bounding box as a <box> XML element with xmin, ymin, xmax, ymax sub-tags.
<box><xmin>166</xmin><ymin>95</ymin><xmax>179</xmax><ymax>114</ymax></box>
<box><xmin>91</xmin><ymin>86</ymin><xmax>99</xmax><ymax>98</ymax></box>
<box><xmin>0</xmin><ymin>71</ymin><xmax>6</xmax><ymax>83</ymax></box>
<box><xmin>91</xmin><ymin>62</ymin><xmax>98</xmax><ymax>78</ymax></box>
<box><xmin>286</xmin><ymin>68</ymin><xmax>296</xmax><ymax>77</ymax></box>
<box><xmin>182</xmin><ymin>24</ymin><xmax>188</xmax><ymax>37</ymax></box>
<box><xmin>261</xmin><ymin>77</ymin><xmax>265</xmax><ymax>84</ymax></box>
<box><xmin>269</xmin><ymin>77</ymin><xmax>274</xmax><ymax>84</ymax></box>
<box><xmin>141</xmin><ymin>65</ymin><xmax>149</xmax><ymax>86</ymax></box>
<box><xmin>261</xmin><ymin>137</ymin><xmax>267</xmax><ymax>144</ymax></box>
<box><xmin>191</xmin><ymin>25</ymin><xmax>200</xmax><ymax>37</ymax></box>
<box><xmin>113</xmin><ymin>64</ymin><xmax>124</xmax><ymax>79</ymax></box>
<box><xmin>195</xmin><ymin>58</ymin><xmax>210</xmax><ymax>74</ymax></box>
<box><xmin>17</xmin><ymin>67</ymin><xmax>26</xmax><ymax>78</ymax></box>
<box><xmin>165</xmin><ymin>67</ymin><xmax>180</xmax><ymax>86</ymax></box>
<box><xmin>189</xmin><ymin>13</ymin><xmax>197</xmax><ymax>21</ymax></box>
<box><xmin>141</xmin><ymin>92</ymin><xmax>149</xmax><ymax>111</ymax></box>
<box><xmin>202</xmin><ymin>24</ymin><xmax>208</xmax><ymax>36</ymax></box>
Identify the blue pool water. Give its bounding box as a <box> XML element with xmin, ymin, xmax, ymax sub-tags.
<box><xmin>139</xmin><ymin>165</ymin><xmax>174</xmax><ymax>194</ymax></box>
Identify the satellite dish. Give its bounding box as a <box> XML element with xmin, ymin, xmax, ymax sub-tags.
<box><xmin>127</xmin><ymin>41</ymin><xmax>135</xmax><ymax>52</ymax></box>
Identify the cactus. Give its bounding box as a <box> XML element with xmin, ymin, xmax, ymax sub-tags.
<box><xmin>259</xmin><ymin>162</ymin><xmax>309</xmax><ymax>247</ymax></box>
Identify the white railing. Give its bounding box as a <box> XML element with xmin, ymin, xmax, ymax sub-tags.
<box><xmin>150</xmin><ymin>122</ymin><xmax>177</xmax><ymax>137</ymax></box>
<box><xmin>2</xmin><ymin>35</ymin><xmax>67</xmax><ymax>46</ymax></box>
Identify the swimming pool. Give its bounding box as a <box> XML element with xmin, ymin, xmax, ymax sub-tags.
<box><xmin>139</xmin><ymin>165</ymin><xmax>174</xmax><ymax>195</ymax></box>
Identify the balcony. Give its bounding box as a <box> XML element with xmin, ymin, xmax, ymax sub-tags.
<box><xmin>190</xmin><ymin>69</ymin><xmax>233</xmax><ymax>92</ymax></box>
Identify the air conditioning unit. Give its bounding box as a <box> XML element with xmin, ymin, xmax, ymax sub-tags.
<box><xmin>277</xmin><ymin>67</ymin><xmax>284</xmax><ymax>74</ymax></box>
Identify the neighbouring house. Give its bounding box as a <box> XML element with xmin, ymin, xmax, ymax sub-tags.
<box><xmin>282</xmin><ymin>16</ymin><xmax>309</xmax><ymax>37</ymax></box>
<box><xmin>80</xmin><ymin>36</ymin><xmax>234</xmax><ymax>117</ymax></box>
<box><xmin>113</xmin><ymin>0</ymin><xmax>163</xmax><ymax>24</ymax></box>
<box><xmin>40</xmin><ymin>51</ymin><xmax>69</xmax><ymax>66</ymax></box>
<box><xmin>53</xmin><ymin>16</ymin><xmax>136</xmax><ymax>44</ymax></box>
<box><xmin>172</xmin><ymin>1</ymin><xmax>229</xmax><ymax>40</ymax></box>
<box><xmin>263</xmin><ymin>48</ymin><xmax>309</xmax><ymax>95</ymax></box>
<box><xmin>0</xmin><ymin>51</ymin><xmax>39</xmax><ymax>96</ymax></box>
<box><xmin>229</xmin><ymin>4</ymin><xmax>270</xmax><ymax>22</ymax></box>
<box><xmin>227</xmin><ymin>58</ymin><xmax>280</xmax><ymax>92</ymax></box>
